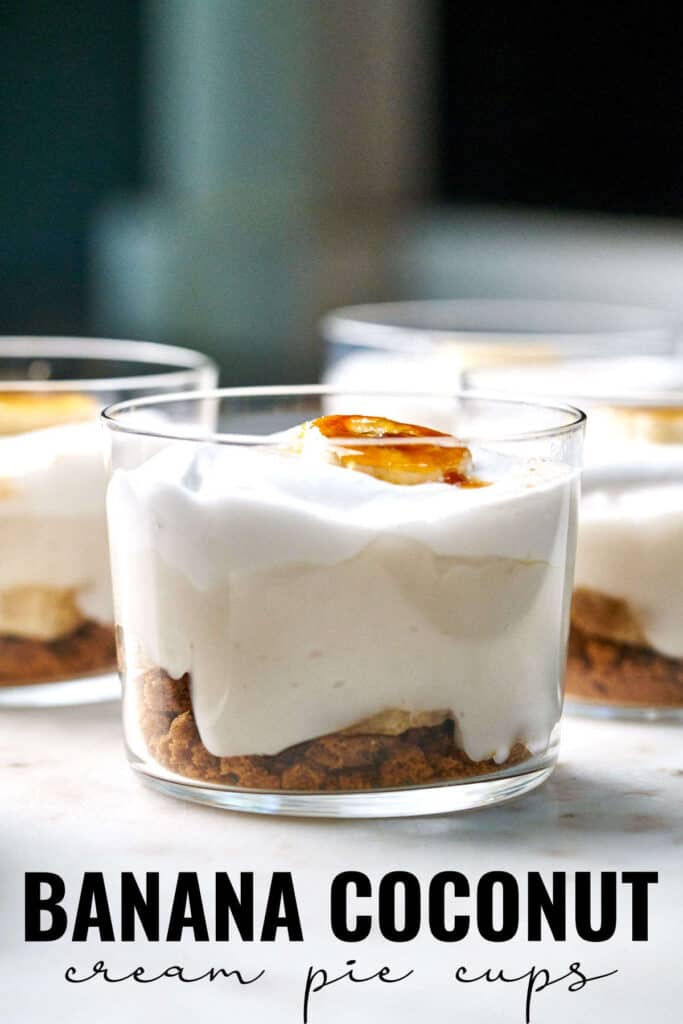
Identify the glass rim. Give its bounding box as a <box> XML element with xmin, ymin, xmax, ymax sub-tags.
<box><xmin>0</xmin><ymin>337</ymin><xmax>217</xmax><ymax>392</ymax></box>
<box><xmin>101</xmin><ymin>384</ymin><xmax>587</xmax><ymax>446</ymax></box>
<box><xmin>321</xmin><ymin>298</ymin><xmax>682</xmax><ymax>353</ymax></box>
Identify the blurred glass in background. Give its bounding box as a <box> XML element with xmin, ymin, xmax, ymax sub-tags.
<box><xmin>1</xmin><ymin>2</ymin><xmax>683</xmax><ymax>383</ymax></box>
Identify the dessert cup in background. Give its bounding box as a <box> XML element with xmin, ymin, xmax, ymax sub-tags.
<box><xmin>0</xmin><ymin>338</ymin><xmax>217</xmax><ymax>707</ymax></box>
<box><xmin>467</xmin><ymin>355</ymin><xmax>683</xmax><ymax>721</ymax></box>
<box><xmin>322</xmin><ymin>301</ymin><xmax>680</xmax><ymax>412</ymax></box>
<box><xmin>103</xmin><ymin>386</ymin><xmax>584</xmax><ymax>817</ymax></box>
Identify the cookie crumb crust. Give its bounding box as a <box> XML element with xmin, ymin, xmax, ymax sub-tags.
<box><xmin>137</xmin><ymin>668</ymin><xmax>530</xmax><ymax>792</ymax></box>
<box><xmin>0</xmin><ymin>621</ymin><xmax>117</xmax><ymax>686</ymax></box>
<box><xmin>566</xmin><ymin>626</ymin><xmax>683</xmax><ymax>707</ymax></box>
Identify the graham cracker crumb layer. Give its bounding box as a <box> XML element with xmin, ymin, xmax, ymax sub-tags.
<box><xmin>0</xmin><ymin>620</ymin><xmax>117</xmax><ymax>686</ymax></box>
<box><xmin>136</xmin><ymin>668</ymin><xmax>530</xmax><ymax>792</ymax></box>
<box><xmin>566</xmin><ymin>626</ymin><xmax>683</xmax><ymax>707</ymax></box>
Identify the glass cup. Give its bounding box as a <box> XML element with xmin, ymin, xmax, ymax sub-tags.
<box><xmin>103</xmin><ymin>386</ymin><xmax>584</xmax><ymax>817</ymax></box>
<box><xmin>467</xmin><ymin>354</ymin><xmax>683</xmax><ymax>721</ymax></box>
<box><xmin>322</xmin><ymin>300</ymin><xmax>681</xmax><ymax>399</ymax></box>
<box><xmin>0</xmin><ymin>337</ymin><xmax>217</xmax><ymax>707</ymax></box>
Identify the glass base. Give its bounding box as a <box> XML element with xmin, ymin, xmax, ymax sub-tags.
<box><xmin>565</xmin><ymin>698</ymin><xmax>683</xmax><ymax>722</ymax></box>
<box><xmin>132</xmin><ymin>761</ymin><xmax>555</xmax><ymax>818</ymax></box>
<box><xmin>0</xmin><ymin>670</ymin><xmax>120</xmax><ymax>708</ymax></box>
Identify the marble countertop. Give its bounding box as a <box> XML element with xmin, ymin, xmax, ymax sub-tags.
<box><xmin>2</xmin><ymin>701</ymin><xmax>681</xmax><ymax>1023</ymax></box>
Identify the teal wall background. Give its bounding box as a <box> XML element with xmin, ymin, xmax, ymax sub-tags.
<box><xmin>0</xmin><ymin>0</ymin><xmax>142</xmax><ymax>333</ymax></box>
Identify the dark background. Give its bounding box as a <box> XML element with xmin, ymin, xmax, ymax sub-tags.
<box><xmin>1</xmin><ymin>1</ymin><xmax>681</xmax><ymax>335</ymax></box>
<box><xmin>0</xmin><ymin>0</ymin><xmax>142</xmax><ymax>334</ymax></box>
<box><xmin>436</xmin><ymin>6</ymin><xmax>683</xmax><ymax>216</ymax></box>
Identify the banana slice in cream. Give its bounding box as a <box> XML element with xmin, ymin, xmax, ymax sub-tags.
<box><xmin>0</xmin><ymin>585</ymin><xmax>86</xmax><ymax>641</ymax></box>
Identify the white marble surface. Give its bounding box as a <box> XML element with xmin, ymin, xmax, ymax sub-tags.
<box><xmin>2</xmin><ymin>701</ymin><xmax>682</xmax><ymax>1023</ymax></box>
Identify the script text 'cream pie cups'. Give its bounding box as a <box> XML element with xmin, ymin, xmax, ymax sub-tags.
<box><xmin>103</xmin><ymin>387</ymin><xmax>584</xmax><ymax>817</ymax></box>
<box><xmin>468</xmin><ymin>355</ymin><xmax>683</xmax><ymax>720</ymax></box>
<box><xmin>0</xmin><ymin>338</ymin><xmax>217</xmax><ymax>707</ymax></box>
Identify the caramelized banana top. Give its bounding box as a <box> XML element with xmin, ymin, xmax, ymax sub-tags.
<box><xmin>602</xmin><ymin>404</ymin><xmax>683</xmax><ymax>445</ymax></box>
<box><xmin>301</xmin><ymin>414</ymin><xmax>487</xmax><ymax>487</ymax></box>
<box><xmin>0</xmin><ymin>392</ymin><xmax>98</xmax><ymax>435</ymax></box>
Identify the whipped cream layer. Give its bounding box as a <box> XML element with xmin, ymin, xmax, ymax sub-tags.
<box><xmin>110</xmin><ymin>439</ymin><xmax>577</xmax><ymax>762</ymax></box>
<box><xmin>0</xmin><ymin>422</ymin><xmax>113</xmax><ymax>630</ymax></box>
<box><xmin>576</xmin><ymin>452</ymin><xmax>683</xmax><ymax>658</ymax></box>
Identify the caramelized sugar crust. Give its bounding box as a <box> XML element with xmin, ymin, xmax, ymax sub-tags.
<box><xmin>309</xmin><ymin>414</ymin><xmax>486</xmax><ymax>487</ymax></box>
<box><xmin>0</xmin><ymin>391</ymin><xmax>97</xmax><ymax>435</ymax></box>
<box><xmin>603</xmin><ymin>404</ymin><xmax>683</xmax><ymax>444</ymax></box>
<box><xmin>136</xmin><ymin>667</ymin><xmax>529</xmax><ymax>791</ymax></box>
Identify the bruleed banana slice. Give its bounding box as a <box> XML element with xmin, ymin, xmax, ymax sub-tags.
<box><xmin>571</xmin><ymin>586</ymin><xmax>647</xmax><ymax>647</ymax></box>
<box><xmin>0</xmin><ymin>392</ymin><xmax>98</xmax><ymax>436</ymax></box>
<box><xmin>341</xmin><ymin>707</ymin><xmax>452</xmax><ymax>736</ymax></box>
<box><xmin>295</xmin><ymin>414</ymin><xmax>481</xmax><ymax>486</ymax></box>
<box><xmin>601</xmin><ymin>404</ymin><xmax>683</xmax><ymax>445</ymax></box>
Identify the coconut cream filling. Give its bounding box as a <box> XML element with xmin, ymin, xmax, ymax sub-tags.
<box><xmin>576</xmin><ymin>458</ymin><xmax>683</xmax><ymax>659</ymax></box>
<box><xmin>0</xmin><ymin>422</ymin><xmax>113</xmax><ymax>636</ymax></box>
<box><xmin>108</xmin><ymin>439</ymin><xmax>577</xmax><ymax>760</ymax></box>
<box><xmin>111</xmin><ymin>432</ymin><xmax>577</xmax><ymax>761</ymax></box>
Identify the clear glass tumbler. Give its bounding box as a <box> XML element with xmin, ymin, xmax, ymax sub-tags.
<box><xmin>0</xmin><ymin>337</ymin><xmax>217</xmax><ymax>707</ymax></box>
<box><xmin>467</xmin><ymin>354</ymin><xmax>683</xmax><ymax>721</ymax></box>
<box><xmin>103</xmin><ymin>386</ymin><xmax>584</xmax><ymax>817</ymax></box>
<box><xmin>322</xmin><ymin>300</ymin><xmax>680</xmax><ymax>397</ymax></box>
